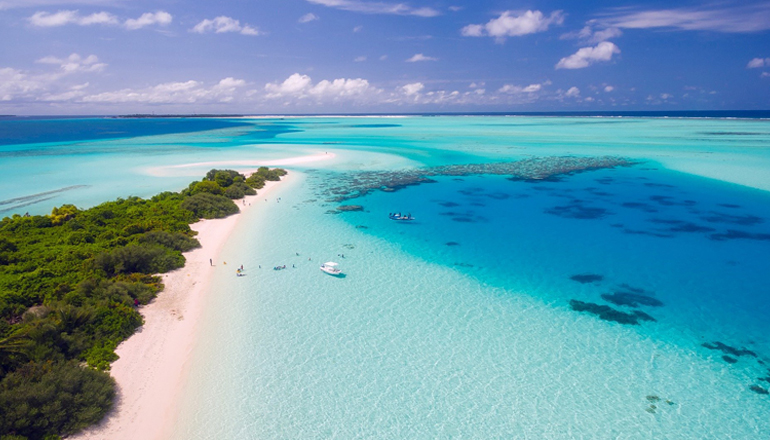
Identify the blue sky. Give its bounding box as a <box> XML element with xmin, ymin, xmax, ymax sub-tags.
<box><xmin>0</xmin><ymin>0</ymin><xmax>768</xmax><ymax>114</ymax></box>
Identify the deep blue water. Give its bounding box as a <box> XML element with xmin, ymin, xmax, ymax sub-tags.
<box><xmin>0</xmin><ymin>117</ymin><xmax>256</xmax><ymax>147</ymax></box>
<box><xmin>326</xmin><ymin>165</ymin><xmax>770</xmax><ymax>374</ymax></box>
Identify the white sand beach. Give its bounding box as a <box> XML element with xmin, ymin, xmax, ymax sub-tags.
<box><xmin>72</xmin><ymin>176</ymin><xmax>287</xmax><ymax>440</ymax></box>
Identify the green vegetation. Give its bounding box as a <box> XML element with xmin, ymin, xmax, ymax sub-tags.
<box><xmin>0</xmin><ymin>167</ymin><xmax>285</xmax><ymax>439</ymax></box>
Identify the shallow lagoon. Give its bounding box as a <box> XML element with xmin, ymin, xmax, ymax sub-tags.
<box><xmin>1</xmin><ymin>116</ymin><xmax>769</xmax><ymax>438</ymax></box>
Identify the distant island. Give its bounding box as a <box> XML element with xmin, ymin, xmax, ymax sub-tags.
<box><xmin>0</xmin><ymin>167</ymin><xmax>285</xmax><ymax>440</ymax></box>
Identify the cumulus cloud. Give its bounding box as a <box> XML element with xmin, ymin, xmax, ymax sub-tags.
<box><xmin>747</xmin><ymin>57</ymin><xmax>769</xmax><ymax>68</ymax></box>
<box><xmin>762</xmin><ymin>72</ymin><xmax>770</xmax><ymax>78</ymax></box>
<box><xmin>192</xmin><ymin>16</ymin><xmax>261</xmax><ymax>35</ymax></box>
<box><xmin>0</xmin><ymin>54</ymin><xmax>106</xmax><ymax>102</ymax></box>
<box><xmin>36</xmin><ymin>53</ymin><xmax>106</xmax><ymax>73</ymax></box>
<box><xmin>306</xmin><ymin>0</ymin><xmax>439</xmax><ymax>17</ymax></box>
<box><xmin>353</xmin><ymin>25</ymin><xmax>363</xmax><ymax>32</ymax></box>
<box><xmin>604</xmin><ymin>85</ymin><xmax>614</xmax><ymax>92</ymax></box>
<box><xmin>28</xmin><ymin>9</ymin><xmax>172</xmax><ymax>29</ymax></box>
<box><xmin>264</xmin><ymin>73</ymin><xmax>381</xmax><ymax>102</ymax></box>
<box><xmin>406</xmin><ymin>53</ymin><xmax>437</xmax><ymax>62</ymax></box>
<box><xmin>498</xmin><ymin>83</ymin><xmax>543</xmax><ymax>94</ymax></box>
<box><xmin>124</xmin><ymin>11</ymin><xmax>172</xmax><ymax>30</ymax></box>
<box><xmin>565</xmin><ymin>86</ymin><xmax>580</xmax><ymax>97</ymax></box>
<box><xmin>29</xmin><ymin>10</ymin><xmax>118</xmax><ymax>26</ymax></box>
<box><xmin>598</xmin><ymin>3</ymin><xmax>770</xmax><ymax>33</ymax></box>
<box><xmin>82</xmin><ymin>77</ymin><xmax>247</xmax><ymax>103</ymax></box>
<box><xmin>461</xmin><ymin>10</ymin><xmax>564</xmax><ymax>41</ymax></box>
<box><xmin>354</xmin><ymin>56</ymin><xmax>367</xmax><ymax>62</ymax></box>
<box><xmin>401</xmin><ymin>82</ymin><xmax>424</xmax><ymax>95</ymax></box>
<box><xmin>299</xmin><ymin>13</ymin><xmax>319</xmax><ymax>23</ymax></box>
<box><xmin>556</xmin><ymin>41</ymin><xmax>620</xmax><ymax>69</ymax></box>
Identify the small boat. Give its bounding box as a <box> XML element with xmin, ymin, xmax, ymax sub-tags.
<box><xmin>320</xmin><ymin>261</ymin><xmax>343</xmax><ymax>276</ymax></box>
<box><xmin>389</xmin><ymin>213</ymin><xmax>415</xmax><ymax>221</ymax></box>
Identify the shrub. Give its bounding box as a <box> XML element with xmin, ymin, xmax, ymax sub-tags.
<box><xmin>94</xmin><ymin>245</ymin><xmax>184</xmax><ymax>276</ymax></box>
<box><xmin>0</xmin><ymin>361</ymin><xmax>115</xmax><ymax>439</ymax></box>
<box><xmin>244</xmin><ymin>173</ymin><xmax>265</xmax><ymax>189</ymax></box>
<box><xmin>180</xmin><ymin>193</ymin><xmax>239</xmax><ymax>219</ymax></box>
<box><xmin>189</xmin><ymin>180</ymin><xmax>224</xmax><ymax>196</ymax></box>
<box><xmin>137</xmin><ymin>231</ymin><xmax>200</xmax><ymax>253</ymax></box>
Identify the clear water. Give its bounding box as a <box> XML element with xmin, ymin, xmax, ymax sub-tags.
<box><xmin>1</xmin><ymin>116</ymin><xmax>769</xmax><ymax>438</ymax></box>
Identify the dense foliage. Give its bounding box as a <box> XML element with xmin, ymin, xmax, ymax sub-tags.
<box><xmin>0</xmin><ymin>167</ymin><xmax>284</xmax><ymax>439</ymax></box>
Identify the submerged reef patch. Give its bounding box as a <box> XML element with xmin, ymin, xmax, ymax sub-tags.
<box><xmin>318</xmin><ymin>156</ymin><xmax>637</xmax><ymax>202</ymax></box>
<box><xmin>749</xmin><ymin>385</ymin><xmax>769</xmax><ymax>395</ymax></box>
<box><xmin>545</xmin><ymin>202</ymin><xmax>610</xmax><ymax>220</ymax></box>
<box><xmin>722</xmin><ymin>355</ymin><xmax>738</xmax><ymax>364</ymax></box>
<box><xmin>601</xmin><ymin>292</ymin><xmax>663</xmax><ymax>308</ymax></box>
<box><xmin>709</xmin><ymin>230</ymin><xmax>770</xmax><ymax>242</ymax></box>
<box><xmin>570</xmin><ymin>274</ymin><xmax>604</xmax><ymax>284</ymax></box>
<box><xmin>702</xmin><ymin>341</ymin><xmax>757</xmax><ymax>358</ymax></box>
<box><xmin>569</xmin><ymin>300</ymin><xmax>656</xmax><ymax>325</ymax></box>
<box><xmin>701</xmin><ymin>211</ymin><xmax>764</xmax><ymax>226</ymax></box>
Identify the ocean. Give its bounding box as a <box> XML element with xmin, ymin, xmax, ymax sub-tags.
<box><xmin>2</xmin><ymin>115</ymin><xmax>769</xmax><ymax>438</ymax></box>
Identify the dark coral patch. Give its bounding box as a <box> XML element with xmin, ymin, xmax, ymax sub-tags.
<box><xmin>722</xmin><ymin>356</ymin><xmax>738</xmax><ymax>364</ymax></box>
<box><xmin>438</xmin><ymin>201</ymin><xmax>461</xmax><ymax>207</ymax></box>
<box><xmin>649</xmin><ymin>195</ymin><xmax>696</xmax><ymax>207</ymax></box>
<box><xmin>718</xmin><ymin>203</ymin><xmax>741</xmax><ymax>209</ymax></box>
<box><xmin>702</xmin><ymin>341</ymin><xmax>757</xmax><ymax>357</ymax></box>
<box><xmin>445</xmin><ymin>242</ymin><xmax>460</xmax><ymax>246</ymax></box>
<box><xmin>709</xmin><ymin>230</ymin><xmax>770</xmax><ymax>242</ymax></box>
<box><xmin>570</xmin><ymin>274</ymin><xmax>604</xmax><ymax>284</ymax></box>
<box><xmin>623</xmin><ymin>229</ymin><xmax>674</xmax><ymax>238</ymax></box>
<box><xmin>569</xmin><ymin>300</ymin><xmax>655</xmax><ymax>325</ymax></box>
<box><xmin>749</xmin><ymin>385</ymin><xmax>769</xmax><ymax>395</ymax></box>
<box><xmin>621</xmin><ymin>202</ymin><xmax>658</xmax><ymax>213</ymax></box>
<box><xmin>601</xmin><ymin>292</ymin><xmax>663</xmax><ymax>308</ymax></box>
<box><xmin>701</xmin><ymin>211</ymin><xmax>764</xmax><ymax>226</ymax></box>
<box><xmin>452</xmin><ymin>217</ymin><xmax>476</xmax><ymax>223</ymax></box>
<box><xmin>546</xmin><ymin>203</ymin><xmax>610</xmax><ymax>220</ymax></box>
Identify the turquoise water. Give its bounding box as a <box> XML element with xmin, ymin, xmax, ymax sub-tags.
<box><xmin>2</xmin><ymin>116</ymin><xmax>769</xmax><ymax>438</ymax></box>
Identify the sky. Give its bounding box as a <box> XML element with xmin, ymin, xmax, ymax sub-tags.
<box><xmin>0</xmin><ymin>0</ymin><xmax>768</xmax><ymax>114</ymax></box>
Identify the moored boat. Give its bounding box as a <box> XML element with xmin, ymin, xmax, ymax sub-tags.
<box><xmin>320</xmin><ymin>261</ymin><xmax>343</xmax><ymax>276</ymax></box>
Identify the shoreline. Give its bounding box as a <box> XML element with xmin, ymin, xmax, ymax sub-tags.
<box><xmin>71</xmin><ymin>175</ymin><xmax>288</xmax><ymax>440</ymax></box>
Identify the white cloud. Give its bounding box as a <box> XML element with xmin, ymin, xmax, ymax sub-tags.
<box><xmin>29</xmin><ymin>9</ymin><xmax>173</xmax><ymax>29</ymax></box>
<box><xmin>124</xmin><ymin>11</ymin><xmax>172</xmax><ymax>30</ymax></box>
<box><xmin>379</xmin><ymin>55</ymin><xmax>388</xmax><ymax>61</ymax></box>
<box><xmin>0</xmin><ymin>54</ymin><xmax>106</xmax><ymax>102</ymax></box>
<box><xmin>461</xmin><ymin>10</ymin><xmax>564</xmax><ymax>41</ymax></box>
<box><xmin>599</xmin><ymin>3</ymin><xmax>770</xmax><ymax>33</ymax></box>
<box><xmin>29</xmin><ymin>10</ymin><xmax>118</xmax><ymax>26</ymax></box>
<box><xmin>565</xmin><ymin>86</ymin><xmax>580</xmax><ymax>97</ymax></box>
<box><xmin>299</xmin><ymin>13</ymin><xmax>319</xmax><ymax>23</ymax></box>
<box><xmin>556</xmin><ymin>41</ymin><xmax>620</xmax><ymax>69</ymax></box>
<box><xmin>660</xmin><ymin>93</ymin><xmax>672</xmax><ymax>100</ymax></box>
<box><xmin>406</xmin><ymin>53</ymin><xmax>437</xmax><ymax>62</ymax></box>
<box><xmin>604</xmin><ymin>85</ymin><xmax>614</xmax><ymax>92</ymax></box>
<box><xmin>747</xmin><ymin>57</ymin><xmax>769</xmax><ymax>68</ymax></box>
<box><xmin>498</xmin><ymin>83</ymin><xmax>543</xmax><ymax>94</ymax></box>
<box><xmin>265</xmin><ymin>73</ymin><xmax>312</xmax><ymax>97</ymax></box>
<box><xmin>401</xmin><ymin>82</ymin><xmax>424</xmax><ymax>95</ymax></box>
<box><xmin>448</xmin><ymin>6</ymin><xmax>462</xmax><ymax>12</ymax></box>
<box><xmin>264</xmin><ymin>73</ymin><xmax>381</xmax><ymax>102</ymax></box>
<box><xmin>192</xmin><ymin>16</ymin><xmax>261</xmax><ymax>36</ymax></box>
<box><xmin>353</xmin><ymin>25</ymin><xmax>363</xmax><ymax>32</ymax></box>
<box><xmin>36</xmin><ymin>53</ymin><xmax>106</xmax><ymax>73</ymax></box>
<box><xmin>762</xmin><ymin>72</ymin><xmax>770</xmax><ymax>78</ymax></box>
<box><xmin>354</xmin><ymin>56</ymin><xmax>367</xmax><ymax>62</ymax></box>
<box><xmin>562</xmin><ymin>23</ymin><xmax>621</xmax><ymax>43</ymax></box>
<box><xmin>306</xmin><ymin>0</ymin><xmax>439</xmax><ymax>17</ymax></box>
<box><xmin>82</xmin><ymin>77</ymin><xmax>247</xmax><ymax>103</ymax></box>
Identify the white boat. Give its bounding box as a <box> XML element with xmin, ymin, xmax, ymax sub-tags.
<box><xmin>320</xmin><ymin>261</ymin><xmax>343</xmax><ymax>276</ymax></box>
